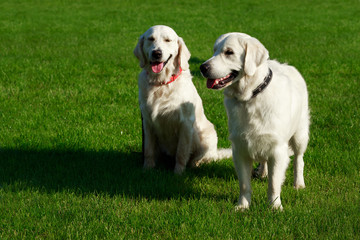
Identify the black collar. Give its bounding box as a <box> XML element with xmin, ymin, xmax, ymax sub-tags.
<box><xmin>251</xmin><ymin>68</ymin><xmax>273</xmax><ymax>98</ymax></box>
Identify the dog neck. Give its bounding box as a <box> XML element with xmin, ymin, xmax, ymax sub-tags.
<box><xmin>146</xmin><ymin>66</ymin><xmax>182</xmax><ymax>86</ymax></box>
<box><xmin>224</xmin><ymin>65</ymin><xmax>272</xmax><ymax>102</ymax></box>
<box><xmin>161</xmin><ymin>66</ymin><xmax>182</xmax><ymax>85</ymax></box>
<box><xmin>251</xmin><ymin>68</ymin><xmax>272</xmax><ymax>98</ymax></box>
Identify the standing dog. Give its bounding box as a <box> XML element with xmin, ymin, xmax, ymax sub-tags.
<box><xmin>134</xmin><ymin>25</ymin><xmax>231</xmax><ymax>174</ymax></box>
<box><xmin>200</xmin><ymin>33</ymin><xmax>310</xmax><ymax>210</ymax></box>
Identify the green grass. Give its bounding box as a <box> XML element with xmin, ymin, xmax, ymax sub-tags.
<box><xmin>1</xmin><ymin>0</ymin><xmax>359</xmax><ymax>238</ymax></box>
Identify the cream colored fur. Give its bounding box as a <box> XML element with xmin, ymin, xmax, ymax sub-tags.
<box><xmin>201</xmin><ymin>33</ymin><xmax>310</xmax><ymax>210</ymax></box>
<box><xmin>134</xmin><ymin>25</ymin><xmax>231</xmax><ymax>174</ymax></box>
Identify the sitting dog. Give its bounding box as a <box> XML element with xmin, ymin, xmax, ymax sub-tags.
<box><xmin>200</xmin><ymin>33</ymin><xmax>310</xmax><ymax>210</ymax></box>
<box><xmin>134</xmin><ymin>25</ymin><xmax>231</xmax><ymax>174</ymax></box>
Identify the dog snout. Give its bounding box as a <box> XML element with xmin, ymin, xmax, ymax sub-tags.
<box><xmin>152</xmin><ymin>50</ymin><xmax>162</xmax><ymax>60</ymax></box>
<box><xmin>200</xmin><ymin>63</ymin><xmax>210</xmax><ymax>76</ymax></box>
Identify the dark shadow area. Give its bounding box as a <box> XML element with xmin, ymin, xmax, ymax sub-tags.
<box><xmin>0</xmin><ymin>147</ymin><xmax>236</xmax><ymax>201</ymax></box>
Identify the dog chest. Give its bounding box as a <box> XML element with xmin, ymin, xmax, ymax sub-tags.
<box><xmin>144</xmin><ymin>93</ymin><xmax>196</xmax><ymax>154</ymax></box>
<box><xmin>225</xmin><ymin>97</ymin><xmax>283</xmax><ymax>160</ymax></box>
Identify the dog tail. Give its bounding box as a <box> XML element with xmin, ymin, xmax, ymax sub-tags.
<box><xmin>215</xmin><ymin>148</ymin><xmax>233</xmax><ymax>160</ymax></box>
<box><xmin>194</xmin><ymin>148</ymin><xmax>232</xmax><ymax>167</ymax></box>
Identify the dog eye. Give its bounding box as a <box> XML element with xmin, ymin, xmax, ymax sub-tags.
<box><xmin>165</xmin><ymin>38</ymin><xmax>172</xmax><ymax>42</ymax></box>
<box><xmin>148</xmin><ymin>37</ymin><xmax>155</xmax><ymax>41</ymax></box>
<box><xmin>225</xmin><ymin>49</ymin><xmax>234</xmax><ymax>55</ymax></box>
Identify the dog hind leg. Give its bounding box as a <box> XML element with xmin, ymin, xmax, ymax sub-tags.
<box><xmin>291</xmin><ymin>123</ymin><xmax>309</xmax><ymax>189</ymax></box>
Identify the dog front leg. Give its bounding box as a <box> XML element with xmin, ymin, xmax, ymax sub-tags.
<box><xmin>174</xmin><ymin>122</ymin><xmax>193</xmax><ymax>175</ymax></box>
<box><xmin>267</xmin><ymin>145</ymin><xmax>290</xmax><ymax>210</ymax></box>
<box><xmin>232</xmin><ymin>144</ymin><xmax>253</xmax><ymax>211</ymax></box>
<box><xmin>143</xmin><ymin>119</ymin><xmax>157</xmax><ymax>169</ymax></box>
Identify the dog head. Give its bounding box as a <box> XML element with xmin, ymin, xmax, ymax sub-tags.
<box><xmin>134</xmin><ymin>25</ymin><xmax>190</xmax><ymax>78</ymax></box>
<box><xmin>200</xmin><ymin>33</ymin><xmax>269</xmax><ymax>90</ymax></box>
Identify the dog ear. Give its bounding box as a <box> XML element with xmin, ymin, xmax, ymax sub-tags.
<box><xmin>244</xmin><ymin>38</ymin><xmax>269</xmax><ymax>77</ymax></box>
<box><xmin>133</xmin><ymin>34</ymin><xmax>146</xmax><ymax>68</ymax></box>
<box><xmin>176</xmin><ymin>37</ymin><xmax>191</xmax><ymax>71</ymax></box>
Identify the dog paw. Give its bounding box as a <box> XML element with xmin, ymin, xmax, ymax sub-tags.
<box><xmin>269</xmin><ymin>196</ymin><xmax>283</xmax><ymax>211</ymax></box>
<box><xmin>235</xmin><ymin>197</ymin><xmax>251</xmax><ymax>212</ymax></box>
<box><xmin>235</xmin><ymin>204</ymin><xmax>250</xmax><ymax>212</ymax></box>
<box><xmin>189</xmin><ymin>159</ymin><xmax>204</xmax><ymax>168</ymax></box>
<box><xmin>294</xmin><ymin>183</ymin><xmax>305</xmax><ymax>190</ymax></box>
<box><xmin>174</xmin><ymin>163</ymin><xmax>186</xmax><ymax>175</ymax></box>
<box><xmin>272</xmin><ymin>204</ymin><xmax>283</xmax><ymax>211</ymax></box>
<box><xmin>294</xmin><ymin>178</ymin><xmax>305</xmax><ymax>189</ymax></box>
<box><xmin>143</xmin><ymin>160</ymin><xmax>155</xmax><ymax>170</ymax></box>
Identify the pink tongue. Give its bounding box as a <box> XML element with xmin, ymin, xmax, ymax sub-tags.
<box><xmin>151</xmin><ymin>62</ymin><xmax>164</xmax><ymax>73</ymax></box>
<box><xmin>207</xmin><ymin>79</ymin><xmax>217</xmax><ymax>89</ymax></box>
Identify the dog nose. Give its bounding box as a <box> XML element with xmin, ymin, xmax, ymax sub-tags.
<box><xmin>200</xmin><ymin>63</ymin><xmax>210</xmax><ymax>75</ymax></box>
<box><xmin>152</xmin><ymin>50</ymin><xmax>162</xmax><ymax>60</ymax></box>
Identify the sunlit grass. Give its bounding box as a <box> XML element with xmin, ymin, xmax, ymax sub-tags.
<box><xmin>0</xmin><ymin>0</ymin><xmax>359</xmax><ymax>238</ymax></box>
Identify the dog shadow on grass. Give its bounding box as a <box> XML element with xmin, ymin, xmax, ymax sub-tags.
<box><xmin>0</xmin><ymin>148</ymin><xmax>235</xmax><ymax>201</ymax></box>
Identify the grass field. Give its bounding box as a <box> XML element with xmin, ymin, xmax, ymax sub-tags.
<box><xmin>1</xmin><ymin>0</ymin><xmax>359</xmax><ymax>239</ymax></box>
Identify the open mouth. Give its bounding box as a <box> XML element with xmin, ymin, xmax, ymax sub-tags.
<box><xmin>150</xmin><ymin>54</ymin><xmax>172</xmax><ymax>73</ymax></box>
<box><xmin>206</xmin><ymin>71</ymin><xmax>239</xmax><ymax>89</ymax></box>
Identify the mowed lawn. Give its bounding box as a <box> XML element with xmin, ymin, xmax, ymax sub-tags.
<box><xmin>1</xmin><ymin>0</ymin><xmax>359</xmax><ymax>239</ymax></box>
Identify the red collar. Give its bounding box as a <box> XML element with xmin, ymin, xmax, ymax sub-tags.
<box><xmin>148</xmin><ymin>67</ymin><xmax>182</xmax><ymax>86</ymax></box>
<box><xmin>166</xmin><ymin>66</ymin><xmax>182</xmax><ymax>85</ymax></box>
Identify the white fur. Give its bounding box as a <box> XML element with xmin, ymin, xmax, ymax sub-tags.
<box><xmin>134</xmin><ymin>25</ymin><xmax>231</xmax><ymax>174</ymax></box>
<box><xmin>202</xmin><ymin>33</ymin><xmax>310</xmax><ymax>210</ymax></box>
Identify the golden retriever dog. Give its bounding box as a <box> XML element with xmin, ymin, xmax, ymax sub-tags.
<box><xmin>134</xmin><ymin>25</ymin><xmax>231</xmax><ymax>174</ymax></box>
<box><xmin>200</xmin><ymin>33</ymin><xmax>310</xmax><ymax>210</ymax></box>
